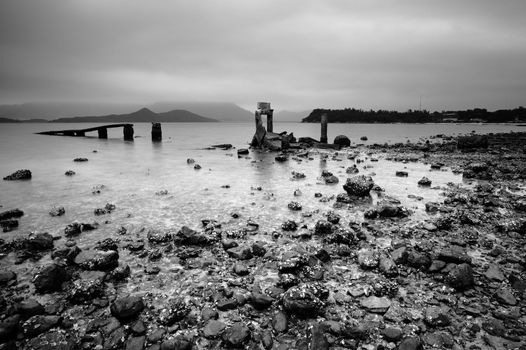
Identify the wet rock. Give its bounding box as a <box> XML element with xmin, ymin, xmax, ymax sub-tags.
<box><xmin>23</xmin><ymin>232</ymin><xmax>54</xmax><ymax>252</ymax></box>
<box><xmin>281</xmin><ymin>220</ymin><xmax>298</xmax><ymax>231</ymax></box>
<box><xmin>203</xmin><ymin>320</ymin><xmax>226</xmax><ymax>338</ymax></box>
<box><xmin>357</xmin><ymin>249</ymin><xmax>379</xmax><ymax>269</ymax></box>
<box><xmin>3</xmin><ymin>169</ymin><xmax>31</xmax><ymax>180</ymax></box>
<box><xmin>222</xmin><ymin>322</ymin><xmax>250</xmax><ymax>348</ymax></box>
<box><xmin>158</xmin><ymin>298</ymin><xmax>190</xmax><ymax>326</ymax></box>
<box><xmin>343</xmin><ymin>175</ymin><xmax>374</xmax><ymax>197</ymax></box>
<box><xmin>147</xmin><ymin>229</ymin><xmax>173</xmax><ymax>244</ymax></box>
<box><xmin>33</xmin><ymin>263</ymin><xmax>69</xmax><ymax>293</ymax></box>
<box><xmin>227</xmin><ymin>245</ymin><xmax>253</xmax><ymax>260</ymax></box>
<box><xmin>398</xmin><ymin>336</ymin><xmax>423</xmax><ymax>350</ymax></box>
<box><xmin>287</xmin><ymin>201</ymin><xmax>302</xmax><ymax>211</ymax></box>
<box><xmin>64</xmin><ymin>170</ymin><xmax>75</xmax><ymax>176</ymax></box>
<box><xmin>74</xmin><ymin>249</ymin><xmax>119</xmax><ymax>271</ymax></box>
<box><xmin>272</xmin><ymin>311</ymin><xmax>288</xmax><ymax>333</ymax></box>
<box><xmin>333</xmin><ymin>135</ymin><xmax>350</xmax><ymax>147</ymax></box>
<box><xmin>194</xmin><ymin>164</ymin><xmax>201</xmax><ymax>170</ymax></box>
<box><xmin>237</xmin><ymin>149</ymin><xmax>249</xmax><ymax>155</ymax></box>
<box><xmin>64</xmin><ymin>222</ymin><xmax>81</xmax><ymax>237</ymax></box>
<box><xmin>425</xmin><ymin>202</ymin><xmax>440</xmax><ymax>213</ymax></box>
<box><xmin>175</xmin><ymin>226</ymin><xmax>212</xmax><ymax>245</ymax></box>
<box><xmin>0</xmin><ymin>208</ymin><xmax>24</xmax><ymax>221</ymax></box>
<box><xmin>396</xmin><ymin>171</ymin><xmax>408</xmax><ymax>177</ymax></box>
<box><xmin>251</xmin><ymin>242</ymin><xmax>266</xmax><ymax>257</ymax></box>
<box><xmin>22</xmin><ymin>315</ymin><xmax>61</xmax><ymax>337</ymax></box>
<box><xmin>24</xmin><ymin>330</ymin><xmax>77</xmax><ymax>350</ymax></box>
<box><xmin>437</xmin><ymin>246</ymin><xmax>471</xmax><ymax>264</ymax></box>
<box><xmin>282</xmin><ymin>283</ymin><xmax>327</xmax><ymax>318</ymax></box>
<box><xmin>494</xmin><ymin>288</ymin><xmax>517</xmax><ymax>305</ymax></box>
<box><xmin>314</xmin><ymin>220</ymin><xmax>333</xmax><ymax>235</ymax></box>
<box><xmin>66</xmin><ymin>271</ymin><xmax>105</xmax><ymax>304</ymax></box>
<box><xmin>275</xmin><ymin>155</ymin><xmax>288</xmax><ymax>162</ymax></box>
<box><xmin>446</xmin><ymin>263</ymin><xmax>474</xmax><ymax>290</ymax></box>
<box><xmin>360</xmin><ymin>296</ymin><xmax>391</xmax><ymax>314</ymax></box>
<box><xmin>16</xmin><ymin>299</ymin><xmax>45</xmax><ymax>318</ymax></box>
<box><xmin>110</xmin><ymin>295</ymin><xmax>144</xmax><ymax>321</ymax></box>
<box><xmin>310</xmin><ymin>322</ymin><xmax>329</xmax><ymax>350</ymax></box>
<box><xmin>364</xmin><ymin>203</ymin><xmax>410</xmax><ymax>219</ymax></box>
<box><xmin>321</xmin><ymin>170</ymin><xmax>339</xmax><ymax>184</ymax></box>
<box><xmin>326</xmin><ymin>211</ymin><xmax>340</xmax><ymax>224</ymax></box>
<box><xmin>49</xmin><ymin>206</ymin><xmax>65</xmax><ymax>217</ymax></box>
<box><xmin>95</xmin><ymin>238</ymin><xmax>119</xmax><ymax>252</ymax></box>
<box><xmin>73</xmin><ymin>158</ymin><xmax>88</xmax><ymax>162</ymax></box>
<box><xmin>424</xmin><ymin>306</ymin><xmax>450</xmax><ymax>327</ymax></box>
<box><xmin>0</xmin><ymin>219</ymin><xmax>18</xmax><ymax>232</ymax></box>
<box><xmin>0</xmin><ymin>315</ymin><xmax>20</xmax><ymax>343</ymax></box>
<box><xmin>346</xmin><ymin>165</ymin><xmax>359</xmax><ymax>174</ymax></box>
<box><xmin>250</xmin><ymin>290</ymin><xmax>274</xmax><ymax>310</ymax></box>
<box><xmin>292</xmin><ymin>171</ymin><xmax>306</xmax><ymax>179</ymax></box>
<box><xmin>418</xmin><ymin>177</ymin><xmax>432</xmax><ymax>186</ymax></box>
<box><xmin>484</xmin><ymin>264</ymin><xmax>506</xmax><ymax>282</ymax></box>
<box><xmin>0</xmin><ymin>270</ymin><xmax>17</xmax><ymax>286</ymax></box>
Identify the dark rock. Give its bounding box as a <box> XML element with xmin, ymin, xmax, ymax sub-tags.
<box><xmin>147</xmin><ymin>229</ymin><xmax>173</xmax><ymax>244</ymax></box>
<box><xmin>49</xmin><ymin>206</ymin><xmax>65</xmax><ymax>217</ymax></box>
<box><xmin>233</xmin><ymin>262</ymin><xmax>249</xmax><ymax>276</ymax></box>
<box><xmin>275</xmin><ymin>155</ymin><xmax>288</xmax><ymax>162</ymax></box>
<box><xmin>237</xmin><ymin>149</ymin><xmax>249</xmax><ymax>155</ymax></box>
<box><xmin>261</xmin><ymin>329</ymin><xmax>273</xmax><ymax>349</ymax></box>
<box><xmin>321</xmin><ymin>170</ymin><xmax>339</xmax><ymax>184</ymax></box>
<box><xmin>360</xmin><ymin>296</ymin><xmax>391</xmax><ymax>314</ymax></box>
<box><xmin>287</xmin><ymin>201</ymin><xmax>302</xmax><ymax>211</ymax></box>
<box><xmin>22</xmin><ymin>315</ymin><xmax>61</xmax><ymax>337</ymax></box>
<box><xmin>33</xmin><ymin>263</ymin><xmax>69</xmax><ymax>293</ymax></box>
<box><xmin>282</xmin><ymin>283</ymin><xmax>326</xmax><ymax>317</ymax></box>
<box><xmin>396</xmin><ymin>171</ymin><xmax>408</xmax><ymax>177</ymax></box>
<box><xmin>310</xmin><ymin>323</ymin><xmax>329</xmax><ymax>350</ymax></box>
<box><xmin>315</xmin><ymin>248</ymin><xmax>331</xmax><ymax>263</ymax></box>
<box><xmin>418</xmin><ymin>177</ymin><xmax>432</xmax><ymax>186</ymax></box>
<box><xmin>227</xmin><ymin>245</ymin><xmax>253</xmax><ymax>260</ymax></box>
<box><xmin>160</xmin><ymin>336</ymin><xmax>193</xmax><ymax>350</ymax></box>
<box><xmin>398</xmin><ymin>336</ymin><xmax>423</xmax><ymax>350</ymax></box>
<box><xmin>64</xmin><ymin>222</ymin><xmax>82</xmax><ymax>237</ymax></box>
<box><xmin>346</xmin><ymin>165</ymin><xmax>359</xmax><ymax>174</ymax></box>
<box><xmin>343</xmin><ymin>175</ymin><xmax>374</xmax><ymax>197</ymax></box>
<box><xmin>74</xmin><ymin>250</ymin><xmax>119</xmax><ymax>271</ymax></box>
<box><xmin>64</xmin><ymin>170</ymin><xmax>75</xmax><ymax>176</ymax></box>
<box><xmin>437</xmin><ymin>246</ymin><xmax>472</xmax><ymax>264</ymax></box>
<box><xmin>272</xmin><ymin>311</ymin><xmax>288</xmax><ymax>333</ymax></box>
<box><xmin>222</xmin><ymin>322</ymin><xmax>250</xmax><ymax>348</ymax></box>
<box><xmin>481</xmin><ymin>318</ymin><xmax>506</xmax><ymax>337</ymax></box>
<box><xmin>26</xmin><ymin>232</ymin><xmax>54</xmax><ymax>251</ymax></box>
<box><xmin>446</xmin><ymin>263</ymin><xmax>474</xmax><ymax>290</ymax></box>
<box><xmin>425</xmin><ymin>202</ymin><xmax>440</xmax><ymax>213</ymax></box>
<box><xmin>65</xmin><ymin>271</ymin><xmax>105</xmax><ymax>304</ymax></box>
<box><xmin>281</xmin><ymin>220</ymin><xmax>298</xmax><ymax>231</ymax></box>
<box><xmin>73</xmin><ymin>158</ymin><xmax>88</xmax><ymax>162</ymax></box>
<box><xmin>457</xmin><ymin>135</ymin><xmax>488</xmax><ymax>149</ymax></box>
<box><xmin>3</xmin><ymin>169</ymin><xmax>31</xmax><ymax>180</ymax></box>
<box><xmin>125</xmin><ymin>336</ymin><xmax>145</xmax><ymax>350</ymax></box>
<box><xmin>0</xmin><ymin>315</ymin><xmax>19</xmax><ymax>343</ymax></box>
<box><xmin>428</xmin><ymin>260</ymin><xmax>446</xmax><ymax>272</ymax></box>
<box><xmin>217</xmin><ymin>298</ymin><xmax>238</xmax><ymax>311</ymax></box>
<box><xmin>424</xmin><ymin>306</ymin><xmax>450</xmax><ymax>327</ymax></box>
<box><xmin>110</xmin><ymin>296</ymin><xmax>144</xmax><ymax>320</ymax></box>
<box><xmin>95</xmin><ymin>238</ymin><xmax>119</xmax><ymax>251</ymax></box>
<box><xmin>51</xmin><ymin>246</ymin><xmax>81</xmax><ymax>264</ymax></box>
<box><xmin>203</xmin><ymin>320</ymin><xmax>226</xmax><ymax>338</ymax></box>
<box><xmin>250</xmin><ymin>290</ymin><xmax>274</xmax><ymax>310</ymax></box>
<box><xmin>382</xmin><ymin>327</ymin><xmax>403</xmax><ymax>342</ymax></box>
<box><xmin>175</xmin><ymin>226</ymin><xmax>212</xmax><ymax>245</ymax></box>
<box><xmin>0</xmin><ymin>209</ymin><xmax>24</xmax><ymax>221</ymax></box>
<box><xmin>16</xmin><ymin>299</ymin><xmax>45</xmax><ymax>318</ymax></box>
<box><xmin>201</xmin><ymin>307</ymin><xmax>218</xmax><ymax>322</ymax></box>
<box><xmin>158</xmin><ymin>298</ymin><xmax>190</xmax><ymax>326</ymax></box>
<box><xmin>0</xmin><ymin>219</ymin><xmax>18</xmax><ymax>232</ymax></box>
<box><xmin>0</xmin><ymin>270</ymin><xmax>16</xmax><ymax>286</ymax></box>
<box><xmin>494</xmin><ymin>288</ymin><xmax>517</xmax><ymax>305</ymax></box>
<box><xmin>333</xmin><ymin>135</ymin><xmax>351</xmax><ymax>147</ymax></box>
<box><xmin>422</xmin><ymin>331</ymin><xmax>454</xmax><ymax>348</ymax></box>
<box><xmin>131</xmin><ymin>320</ymin><xmax>146</xmax><ymax>335</ymax></box>
<box><xmin>314</xmin><ymin>220</ymin><xmax>333</xmax><ymax>235</ymax></box>
<box><xmin>405</xmin><ymin>249</ymin><xmax>432</xmax><ymax>269</ymax></box>
<box><xmin>252</xmin><ymin>242</ymin><xmax>266</xmax><ymax>257</ymax></box>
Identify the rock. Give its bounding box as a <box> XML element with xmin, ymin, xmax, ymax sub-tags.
<box><xmin>125</xmin><ymin>336</ymin><xmax>145</xmax><ymax>350</ymax></box>
<box><xmin>282</xmin><ymin>283</ymin><xmax>326</xmax><ymax>318</ymax></box>
<box><xmin>446</xmin><ymin>263</ymin><xmax>474</xmax><ymax>290</ymax></box>
<box><xmin>64</xmin><ymin>170</ymin><xmax>75</xmax><ymax>176</ymax></box>
<box><xmin>321</xmin><ymin>170</ymin><xmax>339</xmax><ymax>184</ymax></box>
<box><xmin>237</xmin><ymin>149</ymin><xmax>249</xmax><ymax>155</ymax></box>
<box><xmin>73</xmin><ymin>158</ymin><xmax>88</xmax><ymax>162</ymax></box>
<box><xmin>360</xmin><ymin>136</ymin><xmax>368</xmax><ymax>141</ymax></box>
<box><xmin>186</xmin><ymin>158</ymin><xmax>195</xmax><ymax>164</ymax></box>
<box><xmin>251</xmin><ymin>242</ymin><xmax>266</xmax><ymax>257</ymax></box>
<box><xmin>379</xmin><ymin>256</ymin><xmax>398</xmax><ymax>277</ymax></box>
<box><xmin>281</xmin><ymin>220</ymin><xmax>298</xmax><ymax>231</ymax></box>
<box><xmin>0</xmin><ymin>270</ymin><xmax>17</xmax><ymax>286</ymax></box>
<box><xmin>217</xmin><ymin>298</ymin><xmax>238</xmax><ymax>311</ymax></box>
<box><xmin>437</xmin><ymin>246</ymin><xmax>471</xmax><ymax>264</ymax></box>
<box><xmin>0</xmin><ymin>315</ymin><xmax>20</xmax><ymax>343</ymax></box>
<box><xmin>22</xmin><ymin>315</ymin><xmax>61</xmax><ymax>337</ymax></box>
<box><xmin>481</xmin><ymin>318</ymin><xmax>506</xmax><ymax>337</ymax></box>
<box><xmin>484</xmin><ymin>264</ymin><xmax>506</xmax><ymax>282</ymax></box>
<box><xmin>51</xmin><ymin>246</ymin><xmax>81</xmax><ymax>264</ymax></box>
<box><xmin>428</xmin><ymin>260</ymin><xmax>446</xmax><ymax>272</ymax></box>
<box><xmin>158</xmin><ymin>298</ymin><xmax>190</xmax><ymax>326</ymax></box>
<box><xmin>3</xmin><ymin>169</ymin><xmax>31</xmax><ymax>180</ymax></box>
<box><xmin>49</xmin><ymin>206</ymin><xmax>65</xmax><ymax>217</ymax></box>
<box><xmin>74</xmin><ymin>250</ymin><xmax>119</xmax><ymax>271</ymax></box>
<box><xmin>422</xmin><ymin>331</ymin><xmax>454</xmax><ymax>348</ymax></box>
<box><xmin>346</xmin><ymin>165</ymin><xmax>359</xmax><ymax>174</ymax></box>
<box><xmin>110</xmin><ymin>296</ymin><xmax>144</xmax><ymax>320</ymax></box>
<box><xmin>457</xmin><ymin>135</ymin><xmax>489</xmax><ymax>149</ymax></box>
<box><xmin>310</xmin><ymin>323</ymin><xmax>329</xmax><ymax>350</ymax></box>
<box><xmin>360</xmin><ymin>296</ymin><xmax>391</xmax><ymax>314</ymax></box>
<box><xmin>64</xmin><ymin>222</ymin><xmax>82</xmax><ymax>237</ymax></box>
<box><xmin>272</xmin><ymin>311</ymin><xmax>288</xmax><ymax>333</ymax></box>
<box><xmin>147</xmin><ymin>229</ymin><xmax>173</xmax><ymax>244</ymax></box>
<box><xmin>65</xmin><ymin>271</ymin><xmax>105</xmax><ymax>303</ymax></box>
<box><xmin>333</xmin><ymin>135</ymin><xmax>350</xmax><ymax>147</ymax></box>
<box><xmin>287</xmin><ymin>201</ymin><xmax>302</xmax><ymax>211</ymax></box>
<box><xmin>0</xmin><ymin>219</ymin><xmax>18</xmax><ymax>232</ymax></box>
<box><xmin>398</xmin><ymin>336</ymin><xmax>423</xmax><ymax>350</ymax></box>
<box><xmin>227</xmin><ymin>245</ymin><xmax>253</xmax><ymax>260</ymax></box>
<box><xmin>33</xmin><ymin>263</ymin><xmax>69</xmax><ymax>293</ymax></box>
<box><xmin>405</xmin><ymin>249</ymin><xmax>432</xmax><ymax>269</ymax></box>
<box><xmin>314</xmin><ymin>220</ymin><xmax>333</xmax><ymax>235</ymax></box>
<box><xmin>201</xmin><ymin>307</ymin><xmax>218</xmax><ymax>322</ymax></box>
<box><xmin>160</xmin><ymin>336</ymin><xmax>193</xmax><ymax>350</ymax></box>
<box><xmin>16</xmin><ymin>299</ymin><xmax>45</xmax><ymax>318</ymax></box>
<box><xmin>396</xmin><ymin>171</ymin><xmax>408</xmax><ymax>177</ymax></box>
<box><xmin>0</xmin><ymin>208</ymin><xmax>24</xmax><ymax>221</ymax></box>
<box><xmin>494</xmin><ymin>288</ymin><xmax>517</xmax><ymax>305</ymax></box>
<box><xmin>95</xmin><ymin>238</ymin><xmax>119</xmax><ymax>251</ymax></box>
<box><xmin>418</xmin><ymin>177</ymin><xmax>432</xmax><ymax>186</ymax></box>
<box><xmin>261</xmin><ymin>329</ymin><xmax>273</xmax><ymax>350</ymax></box>
<box><xmin>382</xmin><ymin>327</ymin><xmax>403</xmax><ymax>342</ymax></box>
<box><xmin>24</xmin><ymin>330</ymin><xmax>77</xmax><ymax>350</ymax></box>
<box><xmin>175</xmin><ymin>226</ymin><xmax>212</xmax><ymax>245</ymax></box>
<box><xmin>194</xmin><ymin>164</ymin><xmax>201</xmax><ymax>170</ymax></box>
<box><xmin>425</xmin><ymin>202</ymin><xmax>440</xmax><ymax>213</ymax></box>
<box><xmin>275</xmin><ymin>155</ymin><xmax>288</xmax><ymax>162</ymax></box>
<box><xmin>222</xmin><ymin>322</ymin><xmax>250</xmax><ymax>348</ymax></box>
<box><xmin>26</xmin><ymin>232</ymin><xmax>54</xmax><ymax>251</ymax></box>
<box><xmin>343</xmin><ymin>175</ymin><xmax>375</xmax><ymax>197</ymax></box>
<box><xmin>203</xmin><ymin>320</ymin><xmax>226</xmax><ymax>338</ymax></box>
<box><xmin>250</xmin><ymin>290</ymin><xmax>274</xmax><ymax>310</ymax></box>
<box><xmin>424</xmin><ymin>306</ymin><xmax>450</xmax><ymax>327</ymax></box>
<box><xmin>107</xmin><ymin>265</ymin><xmax>131</xmax><ymax>281</ymax></box>
<box><xmin>233</xmin><ymin>262</ymin><xmax>249</xmax><ymax>276</ymax></box>
<box><xmin>357</xmin><ymin>249</ymin><xmax>379</xmax><ymax>269</ymax></box>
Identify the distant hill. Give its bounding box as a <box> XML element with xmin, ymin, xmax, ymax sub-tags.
<box><xmin>150</xmin><ymin>102</ymin><xmax>253</xmax><ymax>122</ymax></box>
<box><xmin>50</xmin><ymin>108</ymin><xmax>218</xmax><ymax>123</ymax></box>
<box><xmin>0</xmin><ymin>117</ymin><xmax>21</xmax><ymax>123</ymax></box>
<box><xmin>275</xmin><ymin>110</ymin><xmax>311</xmax><ymax>122</ymax></box>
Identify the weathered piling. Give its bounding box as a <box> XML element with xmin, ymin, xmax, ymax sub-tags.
<box><xmin>320</xmin><ymin>113</ymin><xmax>328</xmax><ymax>143</ymax></box>
<box><xmin>267</xmin><ymin>110</ymin><xmax>273</xmax><ymax>133</ymax></box>
<box><xmin>123</xmin><ymin>125</ymin><xmax>134</xmax><ymax>141</ymax></box>
<box><xmin>98</xmin><ymin>128</ymin><xmax>108</xmax><ymax>139</ymax></box>
<box><xmin>151</xmin><ymin>122</ymin><xmax>162</xmax><ymax>142</ymax></box>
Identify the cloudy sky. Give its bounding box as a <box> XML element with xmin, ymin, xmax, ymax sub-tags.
<box><xmin>1</xmin><ymin>0</ymin><xmax>525</xmax><ymax>112</ymax></box>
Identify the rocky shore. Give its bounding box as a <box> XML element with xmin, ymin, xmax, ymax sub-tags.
<box><xmin>1</xmin><ymin>133</ymin><xmax>525</xmax><ymax>350</ymax></box>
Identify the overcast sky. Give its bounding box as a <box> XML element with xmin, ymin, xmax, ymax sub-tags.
<box><xmin>1</xmin><ymin>0</ymin><xmax>525</xmax><ymax>112</ymax></box>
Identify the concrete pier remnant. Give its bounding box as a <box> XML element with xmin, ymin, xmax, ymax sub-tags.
<box><xmin>256</xmin><ymin>102</ymin><xmax>274</xmax><ymax>133</ymax></box>
<box><xmin>151</xmin><ymin>122</ymin><xmax>162</xmax><ymax>142</ymax></box>
<box><xmin>123</xmin><ymin>125</ymin><xmax>134</xmax><ymax>141</ymax></box>
<box><xmin>320</xmin><ymin>113</ymin><xmax>328</xmax><ymax>143</ymax></box>
<box><xmin>98</xmin><ymin>128</ymin><xmax>108</xmax><ymax>139</ymax></box>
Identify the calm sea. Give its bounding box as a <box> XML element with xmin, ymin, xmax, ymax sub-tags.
<box><xmin>0</xmin><ymin>122</ymin><xmax>521</xmax><ymax>293</ymax></box>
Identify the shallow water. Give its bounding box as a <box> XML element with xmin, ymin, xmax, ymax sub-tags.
<box><xmin>0</xmin><ymin>122</ymin><xmax>517</xmax><ymax>296</ymax></box>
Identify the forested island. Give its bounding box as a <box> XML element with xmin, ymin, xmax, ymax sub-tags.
<box><xmin>302</xmin><ymin>107</ymin><xmax>526</xmax><ymax>123</ymax></box>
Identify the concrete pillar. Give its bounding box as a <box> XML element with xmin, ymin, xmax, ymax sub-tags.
<box><xmin>123</xmin><ymin>125</ymin><xmax>134</xmax><ymax>141</ymax></box>
<box><xmin>75</xmin><ymin>131</ymin><xmax>85</xmax><ymax>137</ymax></box>
<box><xmin>98</xmin><ymin>128</ymin><xmax>108</xmax><ymax>139</ymax></box>
<box><xmin>267</xmin><ymin>110</ymin><xmax>273</xmax><ymax>133</ymax></box>
<box><xmin>151</xmin><ymin>122</ymin><xmax>162</xmax><ymax>142</ymax></box>
<box><xmin>320</xmin><ymin>114</ymin><xmax>328</xmax><ymax>143</ymax></box>
<box><xmin>64</xmin><ymin>131</ymin><xmax>75</xmax><ymax>136</ymax></box>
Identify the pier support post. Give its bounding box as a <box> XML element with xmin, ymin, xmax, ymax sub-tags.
<box><xmin>151</xmin><ymin>122</ymin><xmax>162</xmax><ymax>142</ymax></box>
<box><xmin>267</xmin><ymin>110</ymin><xmax>273</xmax><ymax>133</ymax></box>
<box><xmin>320</xmin><ymin>113</ymin><xmax>328</xmax><ymax>143</ymax></box>
<box><xmin>98</xmin><ymin>128</ymin><xmax>108</xmax><ymax>139</ymax></box>
<box><xmin>75</xmin><ymin>131</ymin><xmax>85</xmax><ymax>137</ymax></box>
<box><xmin>123</xmin><ymin>125</ymin><xmax>134</xmax><ymax>141</ymax></box>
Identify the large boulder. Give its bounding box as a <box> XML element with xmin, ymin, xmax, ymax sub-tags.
<box><xmin>110</xmin><ymin>296</ymin><xmax>144</xmax><ymax>320</ymax></box>
<box><xmin>283</xmin><ymin>283</ymin><xmax>328</xmax><ymax>318</ymax></box>
<box><xmin>333</xmin><ymin>135</ymin><xmax>350</xmax><ymax>147</ymax></box>
<box><xmin>222</xmin><ymin>322</ymin><xmax>251</xmax><ymax>348</ymax></box>
<box><xmin>25</xmin><ymin>232</ymin><xmax>54</xmax><ymax>251</ymax></box>
<box><xmin>0</xmin><ymin>209</ymin><xmax>24</xmax><ymax>221</ymax></box>
<box><xmin>3</xmin><ymin>169</ymin><xmax>31</xmax><ymax>180</ymax></box>
<box><xmin>74</xmin><ymin>250</ymin><xmax>119</xmax><ymax>271</ymax></box>
<box><xmin>175</xmin><ymin>226</ymin><xmax>212</xmax><ymax>245</ymax></box>
<box><xmin>446</xmin><ymin>263</ymin><xmax>474</xmax><ymax>290</ymax></box>
<box><xmin>343</xmin><ymin>175</ymin><xmax>375</xmax><ymax>197</ymax></box>
<box><xmin>33</xmin><ymin>263</ymin><xmax>69</xmax><ymax>293</ymax></box>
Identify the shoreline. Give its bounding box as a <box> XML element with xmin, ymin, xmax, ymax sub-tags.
<box><xmin>1</xmin><ymin>134</ymin><xmax>525</xmax><ymax>349</ymax></box>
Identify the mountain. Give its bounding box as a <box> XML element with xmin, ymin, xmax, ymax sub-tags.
<box><xmin>274</xmin><ymin>110</ymin><xmax>311</xmax><ymax>122</ymax></box>
<box><xmin>150</xmin><ymin>102</ymin><xmax>253</xmax><ymax>122</ymax></box>
<box><xmin>0</xmin><ymin>117</ymin><xmax>21</xmax><ymax>123</ymax></box>
<box><xmin>50</xmin><ymin>107</ymin><xmax>218</xmax><ymax>123</ymax></box>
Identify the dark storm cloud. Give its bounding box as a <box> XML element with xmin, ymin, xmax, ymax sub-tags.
<box><xmin>1</xmin><ymin>0</ymin><xmax>525</xmax><ymax>111</ymax></box>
